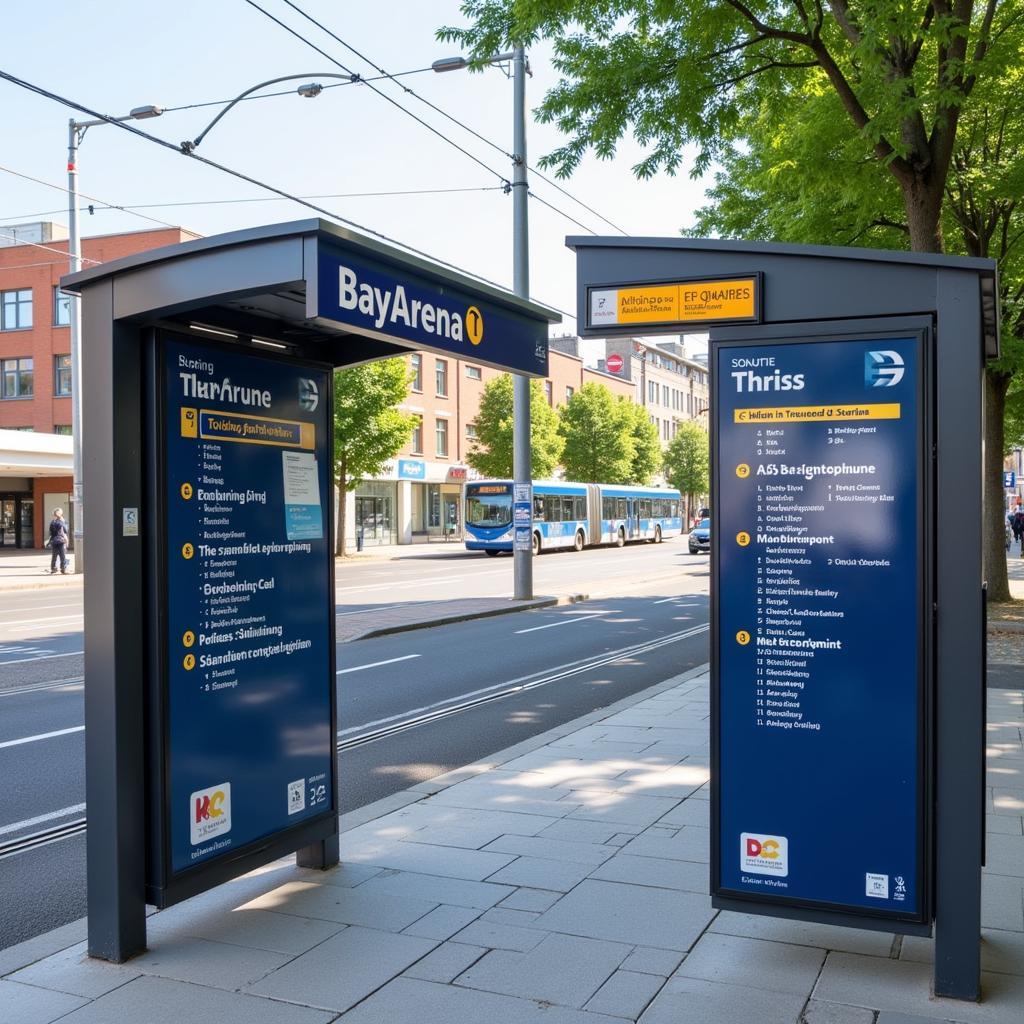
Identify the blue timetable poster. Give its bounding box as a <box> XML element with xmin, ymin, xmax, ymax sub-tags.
<box><xmin>163</xmin><ymin>337</ymin><xmax>333</xmax><ymax>875</ymax></box>
<box><xmin>714</xmin><ymin>335</ymin><xmax>924</xmax><ymax>919</ymax></box>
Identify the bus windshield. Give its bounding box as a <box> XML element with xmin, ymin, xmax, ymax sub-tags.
<box><xmin>466</xmin><ymin>491</ymin><xmax>512</xmax><ymax>527</ymax></box>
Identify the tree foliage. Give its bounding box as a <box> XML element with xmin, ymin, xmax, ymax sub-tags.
<box><xmin>467</xmin><ymin>373</ymin><xmax>563</xmax><ymax>478</ymax></box>
<box><xmin>622</xmin><ymin>397</ymin><xmax>663</xmax><ymax>484</ymax></box>
<box><xmin>558</xmin><ymin>382</ymin><xmax>635</xmax><ymax>482</ymax></box>
<box><xmin>443</xmin><ymin>1</ymin><xmax>1016</xmax><ymax>252</ymax></box>
<box><xmin>664</xmin><ymin>422</ymin><xmax>710</xmax><ymax>519</ymax></box>
<box><xmin>333</xmin><ymin>359</ymin><xmax>416</xmax><ymax>555</ymax></box>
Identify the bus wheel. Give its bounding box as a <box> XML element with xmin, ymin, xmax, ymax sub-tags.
<box><xmin>485</xmin><ymin>549</ymin><xmax>499</xmax><ymax>557</ymax></box>
<box><xmin>532</xmin><ymin>532</ymin><xmax>542</xmax><ymax>556</ymax></box>
<box><xmin>654</xmin><ymin>526</ymin><xmax>662</xmax><ymax>544</ymax></box>
<box><xmin>616</xmin><ymin>527</ymin><xmax>625</xmax><ymax>548</ymax></box>
<box><xmin>574</xmin><ymin>530</ymin><xmax>585</xmax><ymax>552</ymax></box>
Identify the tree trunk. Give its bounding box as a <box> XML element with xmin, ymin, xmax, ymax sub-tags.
<box><xmin>903</xmin><ymin>175</ymin><xmax>945</xmax><ymax>255</ymax></box>
<box><xmin>985</xmin><ymin>370</ymin><xmax>1012</xmax><ymax>603</ymax></box>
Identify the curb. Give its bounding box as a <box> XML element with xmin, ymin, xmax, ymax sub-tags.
<box><xmin>0</xmin><ymin>575</ymin><xmax>83</xmax><ymax>592</ymax></box>
<box><xmin>346</xmin><ymin>593</ymin><xmax>588</xmax><ymax>642</ymax></box>
<box><xmin>989</xmin><ymin>620</ymin><xmax>1024</xmax><ymax>634</ymax></box>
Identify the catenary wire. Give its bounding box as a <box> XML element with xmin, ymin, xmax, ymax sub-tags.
<box><xmin>0</xmin><ymin>231</ymin><xmax>101</xmax><ymax>264</ymax></box>
<box><xmin>0</xmin><ymin>69</ymin><xmax>573</xmax><ymax>316</ymax></box>
<box><xmin>275</xmin><ymin>0</ymin><xmax>629</xmax><ymax>235</ymax></box>
<box><xmin>0</xmin><ymin>185</ymin><xmax>507</xmax><ymax>223</ymax></box>
<box><xmin>239</xmin><ymin>0</ymin><xmax>512</xmax><ymax>190</ymax></box>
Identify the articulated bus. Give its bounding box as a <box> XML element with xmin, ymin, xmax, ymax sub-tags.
<box><xmin>464</xmin><ymin>479</ymin><xmax>683</xmax><ymax>556</ymax></box>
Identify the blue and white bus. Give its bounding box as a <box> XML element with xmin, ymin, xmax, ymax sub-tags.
<box><xmin>464</xmin><ymin>480</ymin><xmax>683</xmax><ymax>556</ymax></box>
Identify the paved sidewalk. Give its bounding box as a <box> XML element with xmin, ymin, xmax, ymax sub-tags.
<box><xmin>2</xmin><ymin>667</ymin><xmax>1021</xmax><ymax>1023</ymax></box>
<box><xmin>0</xmin><ymin>550</ymin><xmax>81</xmax><ymax>589</ymax></box>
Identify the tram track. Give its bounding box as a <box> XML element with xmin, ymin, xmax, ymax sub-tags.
<box><xmin>0</xmin><ymin>623</ymin><xmax>708</xmax><ymax>861</ymax></box>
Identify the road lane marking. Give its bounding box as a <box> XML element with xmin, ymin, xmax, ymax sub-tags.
<box><xmin>514</xmin><ymin>611</ymin><xmax>612</xmax><ymax>634</ymax></box>
<box><xmin>654</xmin><ymin>596</ymin><xmax>683</xmax><ymax>604</ymax></box>
<box><xmin>2</xmin><ymin>614</ymin><xmax>85</xmax><ymax>629</ymax></box>
<box><xmin>0</xmin><ymin>651</ymin><xmax>82</xmax><ymax>666</ymax></box>
<box><xmin>335</xmin><ymin>575</ymin><xmax>465</xmax><ymax>595</ymax></box>
<box><xmin>338</xmin><ymin>623</ymin><xmax>709</xmax><ymax>743</ymax></box>
<box><xmin>336</xmin><ymin>654</ymin><xmax>421</xmax><ymax>675</ymax></box>
<box><xmin>0</xmin><ymin>803</ymin><xmax>86</xmax><ymax>837</ymax></box>
<box><xmin>0</xmin><ymin>725</ymin><xmax>84</xmax><ymax>750</ymax></box>
<box><xmin>0</xmin><ymin>679</ymin><xmax>84</xmax><ymax>698</ymax></box>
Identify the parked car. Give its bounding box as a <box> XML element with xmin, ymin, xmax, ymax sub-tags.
<box><xmin>692</xmin><ymin>507</ymin><xmax>710</xmax><ymax>528</ymax></box>
<box><xmin>689</xmin><ymin>518</ymin><xmax>711</xmax><ymax>554</ymax></box>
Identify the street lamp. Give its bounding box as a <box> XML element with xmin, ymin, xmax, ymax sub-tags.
<box><xmin>67</xmin><ymin>103</ymin><xmax>164</xmax><ymax>574</ymax></box>
<box><xmin>433</xmin><ymin>48</ymin><xmax>534</xmax><ymax>600</ymax></box>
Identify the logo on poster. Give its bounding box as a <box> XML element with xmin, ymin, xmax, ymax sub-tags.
<box><xmin>865</xmin><ymin>350</ymin><xmax>905</xmax><ymax>388</ymax></box>
<box><xmin>190</xmin><ymin>783</ymin><xmax>231</xmax><ymax>845</ymax></box>
<box><xmin>740</xmin><ymin>832</ymin><xmax>788</xmax><ymax>876</ymax></box>
<box><xmin>298</xmin><ymin>378</ymin><xmax>319</xmax><ymax>412</ymax></box>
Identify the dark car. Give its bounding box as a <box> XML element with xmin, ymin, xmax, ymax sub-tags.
<box><xmin>689</xmin><ymin>518</ymin><xmax>710</xmax><ymax>554</ymax></box>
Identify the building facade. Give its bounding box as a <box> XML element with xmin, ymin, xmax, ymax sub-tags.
<box><xmin>0</xmin><ymin>222</ymin><xmax>199</xmax><ymax>546</ymax></box>
<box><xmin>346</xmin><ymin>346</ymin><xmax>634</xmax><ymax>547</ymax></box>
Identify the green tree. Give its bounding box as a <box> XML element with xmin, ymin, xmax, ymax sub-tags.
<box><xmin>333</xmin><ymin>359</ymin><xmax>416</xmax><ymax>556</ymax></box>
<box><xmin>621</xmin><ymin>398</ymin><xmax>662</xmax><ymax>484</ymax></box>
<box><xmin>664</xmin><ymin>422</ymin><xmax>710</xmax><ymax>523</ymax></box>
<box><xmin>442</xmin><ymin>1</ymin><xmax>1022</xmax><ymax>598</ymax></box>
<box><xmin>559</xmin><ymin>382</ymin><xmax>635</xmax><ymax>482</ymax></box>
<box><xmin>467</xmin><ymin>373</ymin><xmax>563</xmax><ymax>478</ymax></box>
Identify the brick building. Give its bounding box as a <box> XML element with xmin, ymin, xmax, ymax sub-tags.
<box><xmin>347</xmin><ymin>346</ymin><xmax>634</xmax><ymax>547</ymax></box>
<box><xmin>0</xmin><ymin>222</ymin><xmax>199</xmax><ymax>547</ymax></box>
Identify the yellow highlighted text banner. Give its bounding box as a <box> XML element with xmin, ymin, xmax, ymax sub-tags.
<box><xmin>197</xmin><ymin>409</ymin><xmax>316</xmax><ymax>450</ymax></box>
<box><xmin>734</xmin><ymin>403</ymin><xmax>901</xmax><ymax>424</ymax></box>
<box><xmin>679</xmin><ymin>278</ymin><xmax>756</xmax><ymax>322</ymax></box>
<box><xmin>618</xmin><ymin>285</ymin><xmax>679</xmax><ymax>323</ymax></box>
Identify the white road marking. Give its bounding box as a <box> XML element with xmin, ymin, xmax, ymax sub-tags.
<box><xmin>514</xmin><ymin>611</ymin><xmax>612</xmax><ymax>634</ymax></box>
<box><xmin>0</xmin><ymin>651</ymin><xmax>82</xmax><ymax>666</ymax></box>
<box><xmin>0</xmin><ymin>679</ymin><xmax>83</xmax><ymax>698</ymax></box>
<box><xmin>335</xmin><ymin>575</ymin><xmax>466</xmax><ymax>595</ymax></box>
<box><xmin>0</xmin><ymin>803</ymin><xmax>86</xmax><ymax>837</ymax></box>
<box><xmin>1</xmin><ymin>614</ymin><xmax>84</xmax><ymax>629</ymax></box>
<box><xmin>0</xmin><ymin>725</ymin><xmax>84</xmax><ymax>750</ymax></box>
<box><xmin>336</xmin><ymin>654</ymin><xmax>421</xmax><ymax>675</ymax></box>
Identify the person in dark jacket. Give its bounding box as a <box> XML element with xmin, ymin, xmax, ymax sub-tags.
<box><xmin>48</xmin><ymin>508</ymin><xmax>69</xmax><ymax>574</ymax></box>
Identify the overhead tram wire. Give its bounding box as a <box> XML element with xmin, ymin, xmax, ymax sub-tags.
<box><xmin>0</xmin><ymin>70</ymin><xmax>571</xmax><ymax>315</ymax></box>
<box><xmin>273</xmin><ymin>0</ymin><xmax>629</xmax><ymax>236</ymax></box>
<box><xmin>0</xmin><ymin>230</ymin><xmax>101</xmax><ymax>264</ymax></box>
<box><xmin>0</xmin><ymin>184</ymin><xmax>507</xmax><ymax>223</ymax></box>
<box><xmin>238</xmin><ymin>0</ymin><xmax>513</xmax><ymax>191</ymax></box>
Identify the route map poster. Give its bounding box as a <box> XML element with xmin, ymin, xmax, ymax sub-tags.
<box><xmin>713</xmin><ymin>334</ymin><xmax>926</xmax><ymax>922</ymax></box>
<box><xmin>162</xmin><ymin>336</ymin><xmax>334</xmax><ymax>876</ymax></box>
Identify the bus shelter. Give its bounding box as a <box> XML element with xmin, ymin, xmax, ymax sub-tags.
<box><xmin>62</xmin><ymin>219</ymin><xmax>558</xmax><ymax>961</ymax></box>
<box><xmin>569</xmin><ymin>235</ymin><xmax>998</xmax><ymax>1002</ymax></box>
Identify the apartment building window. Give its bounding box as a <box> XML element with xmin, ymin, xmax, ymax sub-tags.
<box><xmin>409</xmin><ymin>353</ymin><xmax>422</xmax><ymax>391</ymax></box>
<box><xmin>687</xmin><ymin>393</ymin><xmax>692</xmax><ymax>415</ymax></box>
<box><xmin>53</xmin><ymin>287</ymin><xmax>71</xmax><ymax>327</ymax></box>
<box><xmin>662</xmin><ymin>384</ymin><xmax>670</xmax><ymax>407</ymax></box>
<box><xmin>435</xmin><ymin>417</ymin><xmax>449</xmax><ymax>457</ymax></box>
<box><xmin>565</xmin><ymin>385</ymin><xmax>574</xmax><ymax>402</ymax></box>
<box><xmin>54</xmin><ymin>425</ymin><xmax>72</xmax><ymax>436</ymax></box>
<box><xmin>435</xmin><ymin>359</ymin><xmax>448</xmax><ymax>397</ymax></box>
<box><xmin>544</xmin><ymin>380</ymin><xmax>553</xmax><ymax>405</ymax></box>
<box><xmin>1</xmin><ymin>357</ymin><xmax>33</xmax><ymax>399</ymax></box>
<box><xmin>466</xmin><ymin>365</ymin><xmax>482</xmax><ymax>380</ymax></box>
<box><xmin>647</xmin><ymin>380</ymin><xmax>657</xmax><ymax>403</ymax></box>
<box><xmin>410</xmin><ymin>415</ymin><xmax>423</xmax><ymax>454</ymax></box>
<box><xmin>466</xmin><ymin>422</ymin><xmax>477</xmax><ymax>440</ymax></box>
<box><xmin>54</xmin><ymin>355</ymin><xmax>72</xmax><ymax>397</ymax></box>
<box><xmin>1</xmin><ymin>289</ymin><xmax>32</xmax><ymax>331</ymax></box>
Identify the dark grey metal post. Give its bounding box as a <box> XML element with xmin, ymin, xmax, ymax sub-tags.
<box><xmin>933</xmin><ymin>272</ymin><xmax>985</xmax><ymax>1000</ymax></box>
<box><xmin>84</xmin><ymin>286</ymin><xmax>148</xmax><ymax>962</ymax></box>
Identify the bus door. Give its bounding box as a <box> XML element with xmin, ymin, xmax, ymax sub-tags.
<box><xmin>626</xmin><ymin>498</ymin><xmax>639</xmax><ymax>539</ymax></box>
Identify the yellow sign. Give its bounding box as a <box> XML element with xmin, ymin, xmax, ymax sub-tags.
<box><xmin>181</xmin><ymin>542</ymin><xmax>194</xmax><ymax>560</ymax></box>
<box><xmin>734</xmin><ymin>403</ymin><xmax>901</xmax><ymax>424</ymax></box>
<box><xmin>735</xmin><ymin>463</ymin><xmax>751</xmax><ymax>479</ymax></box>
<box><xmin>466</xmin><ymin>306</ymin><xmax>484</xmax><ymax>345</ymax></box>
<box><xmin>678</xmin><ymin>278</ymin><xmax>756</xmax><ymax>322</ymax></box>
<box><xmin>180</xmin><ymin>482</ymin><xmax>193</xmax><ymax>501</ymax></box>
<box><xmin>736</xmin><ymin>630</ymin><xmax>751</xmax><ymax>646</ymax></box>
<box><xmin>181</xmin><ymin>407</ymin><xmax>198</xmax><ymax>438</ymax></box>
<box><xmin>590</xmin><ymin>276</ymin><xmax>758</xmax><ymax>327</ymax></box>
<box><xmin>182</xmin><ymin>630</ymin><xmax>196</xmax><ymax>648</ymax></box>
<box><xmin>183</xmin><ymin>654</ymin><xmax>196</xmax><ymax>671</ymax></box>
<box><xmin>736</xmin><ymin>531</ymin><xmax>751</xmax><ymax>547</ymax></box>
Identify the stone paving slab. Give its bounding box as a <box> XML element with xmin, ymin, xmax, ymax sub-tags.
<box><xmin>3</xmin><ymin>669</ymin><xmax>1021</xmax><ymax>1024</ymax></box>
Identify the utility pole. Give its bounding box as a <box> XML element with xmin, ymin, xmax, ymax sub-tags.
<box><xmin>511</xmin><ymin>45</ymin><xmax>532</xmax><ymax>600</ymax></box>
<box><xmin>67</xmin><ymin>120</ymin><xmax>85</xmax><ymax>573</ymax></box>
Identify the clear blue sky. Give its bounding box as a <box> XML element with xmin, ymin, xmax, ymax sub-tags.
<box><xmin>1</xmin><ymin>1</ymin><xmax>714</xmax><ymax>343</ymax></box>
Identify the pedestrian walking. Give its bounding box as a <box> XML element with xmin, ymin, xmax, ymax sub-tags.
<box><xmin>48</xmin><ymin>508</ymin><xmax>69</xmax><ymax>574</ymax></box>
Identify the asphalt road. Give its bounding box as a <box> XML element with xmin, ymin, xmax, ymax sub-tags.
<box><xmin>0</xmin><ymin>541</ymin><xmax>710</xmax><ymax>949</ymax></box>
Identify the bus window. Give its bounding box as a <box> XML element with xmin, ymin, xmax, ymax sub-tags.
<box><xmin>533</xmin><ymin>496</ymin><xmax>545</xmax><ymax>521</ymax></box>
